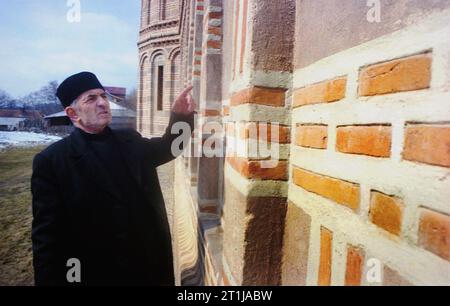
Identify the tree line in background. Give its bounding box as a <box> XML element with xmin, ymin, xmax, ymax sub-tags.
<box><xmin>0</xmin><ymin>82</ymin><xmax>137</xmax><ymax>116</ymax></box>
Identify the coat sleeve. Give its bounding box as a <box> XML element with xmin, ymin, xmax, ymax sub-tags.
<box><xmin>141</xmin><ymin>111</ymin><xmax>195</xmax><ymax>167</ymax></box>
<box><xmin>31</xmin><ymin>153</ymin><xmax>66</xmax><ymax>286</ymax></box>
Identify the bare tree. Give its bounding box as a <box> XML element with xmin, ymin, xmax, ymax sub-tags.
<box><xmin>125</xmin><ymin>88</ymin><xmax>137</xmax><ymax>111</ymax></box>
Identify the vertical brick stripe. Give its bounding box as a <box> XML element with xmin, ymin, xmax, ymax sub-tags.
<box><xmin>240</xmin><ymin>0</ymin><xmax>248</xmax><ymax>74</ymax></box>
<box><xmin>359</xmin><ymin>53</ymin><xmax>432</xmax><ymax>96</ymax></box>
<box><xmin>318</xmin><ymin>227</ymin><xmax>333</xmax><ymax>286</ymax></box>
<box><xmin>232</xmin><ymin>0</ymin><xmax>241</xmax><ymax>80</ymax></box>
<box><xmin>345</xmin><ymin>246</ymin><xmax>364</xmax><ymax>286</ymax></box>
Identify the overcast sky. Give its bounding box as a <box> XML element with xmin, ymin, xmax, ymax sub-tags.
<box><xmin>0</xmin><ymin>0</ymin><xmax>141</xmax><ymax>98</ymax></box>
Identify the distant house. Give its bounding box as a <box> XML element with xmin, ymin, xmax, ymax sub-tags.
<box><xmin>104</xmin><ymin>87</ymin><xmax>127</xmax><ymax>102</ymax></box>
<box><xmin>45</xmin><ymin>100</ymin><xmax>136</xmax><ymax>132</ymax></box>
<box><xmin>0</xmin><ymin>109</ymin><xmax>43</xmax><ymax>131</ymax></box>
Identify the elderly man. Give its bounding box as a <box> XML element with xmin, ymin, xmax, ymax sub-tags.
<box><xmin>31</xmin><ymin>72</ymin><xmax>195</xmax><ymax>286</ymax></box>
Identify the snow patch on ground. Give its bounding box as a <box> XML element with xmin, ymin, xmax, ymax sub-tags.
<box><xmin>0</xmin><ymin>132</ymin><xmax>62</xmax><ymax>150</ymax></box>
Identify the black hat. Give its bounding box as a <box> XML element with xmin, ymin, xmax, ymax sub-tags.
<box><xmin>56</xmin><ymin>72</ymin><xmax>105</xmax><ymax>108</ymax></box>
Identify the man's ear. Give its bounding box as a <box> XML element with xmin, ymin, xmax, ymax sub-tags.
<box><xmin>65</xmin><ymin>106</ymin><xmax>80</xmax><ymax>123</ymax></box>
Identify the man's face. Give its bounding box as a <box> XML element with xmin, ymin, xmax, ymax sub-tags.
<box><xmin>67</xmin><ymin>88</ymin><xmax>112</xmax><ymax>133</ymax></box>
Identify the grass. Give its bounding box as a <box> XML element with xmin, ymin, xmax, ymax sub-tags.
<box><xmin>0</xmin><ymin>145</ymin><xmax>175</xmax><ymax>286</ymax></box>
<box><xmin>0</xmin><ymin>146</ymin><xmax>45</xmax><ymax>286</ymax></box>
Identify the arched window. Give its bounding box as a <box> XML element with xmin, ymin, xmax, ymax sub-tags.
<box><xmin>152</xmin><ymin>54</ymin><xmax>165</xmax><ymax>111</ymax></box>
<box><xmin>170</xmin><ymin>51</ymin><xmax>181</xmax><ymax>106</ymax></box>
<box><xmin>139</xmin><ymin>57</ymin><xmax>150</xmax><ymax>133</ymax></box>
<box><xmin>160</xmin><ymin>0</ymin><xmax>166</xmax><ymax>21</ymax></box>
<box><xmin>147</xmin><ymin>0</ymin><xmax>152</xmax><ymax>25</ymax></box>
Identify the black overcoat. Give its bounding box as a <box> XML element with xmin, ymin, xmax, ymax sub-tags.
<box><xmin>31</xmin><ymin>112</ymin><xmax>194</xmax><ymax>286</ymax></box>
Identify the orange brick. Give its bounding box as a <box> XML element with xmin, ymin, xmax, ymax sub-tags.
<box><xmin>292</xmin><ymin>167</ymin><xmax>360</xmax><ymax>211</ymax></box>
<box><xmin>201</xmin><ymin>109</ymin><xmax>221</xmax><ymax>117</ymax></box>
<box><xmin>403</xmin><ymin>125</ymin><xmax>450</xmax><ymax>168</ymax></box>
<box><xmin>345</xmin><ymin>246</ymin><xmax>364</xmax><ymax>286</ymax></box>
<box><xmin>296</xmin><ymin>124</ymin><xmax>328</xmax><ymax>149</ymax></box>
<box><xmin>245</xmin><ymin>123</ymin><xmax>291</xmax><ymax>144</ymax></box>
<box><xmin>230</xmin><ymin>87</ymin><xmax>286</xmax><ymax>107</ymax></box>
<box><xmin>209</xmin><ymin>12</ymin><xmax>223</xmax><ymax>19</ymax></box>
<box><xmin>208</xmin><ymin>27</ymin><xmax>222</xmax><ymax>36</ymax></box>
<box><xmin>207</xmin><ymin>40</ymin><xmax>222</xmax><ymax>49</ymax></box>
<box><xmin>359</xmin><ymin>53</ymin><xmax>432</xmax><ymax>96</ymax></box>
<box><xmin>227</xmin><ymin>157</ymin><xmax>288</xmax><ymax>181</ymax></box>
<box><xmin>419</xmin><ymin>209</ymin><xmax>450</xmax><ymax>261</ymax></box>
<box><xmin>222</xmin><ymin>106</ymin><xmax>230</xmax><ymax>116</ymax></box>
<box><xmin>293</xmin><ymin>77</ymin><xmax>347</xmax><ymax>108</ymax></box>
<box><xmin>369</xmin><ymin>191</ymin><xmax>404</xmax><ymax>236</ymax></box>
<box><xmin>318</xmin><ymin>227</ymin><xmax>333</xmax><ymax>286</ymax></box>
<box><xmin>200</xmin><ymin>204</ymin><xmax>218</xmax><ymax>214</ymax></box>
<box><xmin>336</xmin><ymin>125</ymin><xmax>392</xmax><ymax>158</ymax></box>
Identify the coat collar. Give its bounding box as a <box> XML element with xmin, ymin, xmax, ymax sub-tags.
<box><xmin>68</xmin><ymin>127</ymin><xmax>142</xmax><ymax>203</ymax></box>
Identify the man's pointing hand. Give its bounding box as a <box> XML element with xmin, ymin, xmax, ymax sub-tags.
<box><xmin>172</xmin><ymin>85</ymin><xmax>196</xmax><ymax>115</ymax></box>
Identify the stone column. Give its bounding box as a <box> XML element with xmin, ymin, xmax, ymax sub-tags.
<box><xmin>222</xmin><ymin>0</ymin><xmax>296</xmax><ymax>285</ymax></box>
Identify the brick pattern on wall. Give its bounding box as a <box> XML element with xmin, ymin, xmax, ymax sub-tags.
<box><xmin>290</xmin><ymin>32</ymin><xmax>450</xmax><ymax>285</ymax></box>
<box><xmin>141</xmin><ymin>0</ymin><xmax>450</xmax><ymax>287</ymax></box>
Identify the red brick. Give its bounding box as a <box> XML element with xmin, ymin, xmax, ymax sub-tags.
<box><xmin>232</xmin><ymin>0</ymin><xmax>240</xmax><ymax>80</ymax></box>
<box><xmin>227</xmin><ymin>157</ymin><xmax>288</xmax><ymax>181</ymax></box>
<box><xmin>403</xmin><ymin>125</ymin><xmax>450</xmax><ymax>168</ymax></box>
<box><xmin>418</xmin><ymin>209</ymin><xmax>450</xmax><ymax>261</ymax></box>
<box><xmin>318</xmin><ymin>227</ymin><xmax>333</xmax><ymax>286</ymax></box>
<box><xmin>201</xmin><ymin>109</ymin><xmax>221</xmax><ymax>117</ymax></box>
<box><xmin>345</xmin><ymin>246</ymin><xmax>364</xmax><ymax>286</ymax></box>
<box><xmin>369</xmin><ymin>191</ymin><xmax>404</xmax><ymax>236</ymax></box>
<box><xmin>230</xmin><ymin>87</ymin><xmax>286</xmax><ymax>107</ymax></box>
<box><xmin>292</xmin><ymin>167</ymin><xmax>360</xmax><ymax>211</ymax></box>
<box><xmin>296</xmin><ymin>124</ymin><xmax>328</xmax><ymax>149</ymax></box>
<box><xmin>244</xmin><ymin>123</ymin><xmax>291</xmax><ymax>144</ymax></box>
<box><xmin>359</xmin><ymin>53</ymin><xmax>432</xmax><ymax>96</ymax></box>
<box><xmin>208</xmin><ymin>12</ymin><xmax>223</xmax><ymax>19</ymax></box>
<box><xmin>336</xmin><ymin>125</ymin><xmax>392</xmax><ymax>158</ymax></box>
<box><xmin>208</xmin><ymin>26</ymin><xmax>222</xmax><ymax>36</ymax></box>
<box><xmin>240</xmin><ymin>0</ymin><xmax>248</xmax><ymax>74</ymax></box>
<box><xmin>207</xmin><ymin>40</ymin><xmax>222</xmax><ymax>49</ymax></box>
<box><xmin>199</xmin><ymin>204</ymin><xmax>218</xmax><ymax>214</ymax></box>
<box><xmin>293</xmin><ymin>77</ymin><xmax>347</xmax><ymax>108</ymax></box>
